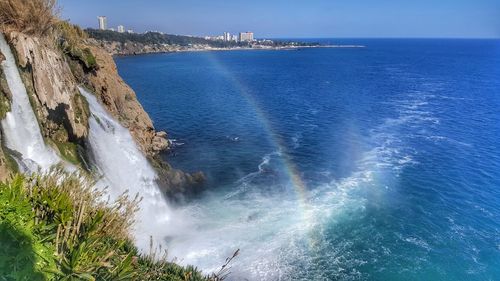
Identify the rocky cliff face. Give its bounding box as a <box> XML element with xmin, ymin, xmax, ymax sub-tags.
<box><xmin>0</xmin><ymin>30</ymin><xmax>203</xmax><ymax>196</ymax></box>
<box><xmin>92</xmin><ymin>39</ymin><xmax>191</xmax><ymax>56</ymax></box>
<box><xmin>77</xmin><ymin>43</ymin><xmax>169</xmax><ymax>155</ymax></box>
<box><xmin>7</xmin><ymin>31</ymin><xmax>88</xmax><ymax>143</ymax></box>
<box><xmin>0</xmin><ymin>50</ymin><xmax>15</xmax><ymax>181</ymax></box>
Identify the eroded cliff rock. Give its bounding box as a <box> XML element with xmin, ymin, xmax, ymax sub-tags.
<box><xmin>0</xmin><ymin>59</ymin><xmax>15</xmax><ymax>181</ymax></box>
<box><xmin>90</xmin><ymin>39</ymin><xmax>190</xmax><ymax>56</ymax></box>
<box><xmin>0</xmin><ymin>143</ymin><xmax>13</xmax><ymax>181</ymax></box>
<box><xmin>1</xmin><ymin>29</ymin><xmax>204</xmax><ymax>197</ymax></box>
<box><xmin>7</xmin><ymin>31</ymin><xmax>88</xmax><ymax>143</ymax></box>
<box><xmin>0</xmin><ymin>56</ymin><xmax>11</xmax><ymax>117</ymax></box>
<box><xmin>77</xmin><ymin>44</ymin><xmax>169</xmax><ymax>155</ymax></box>
<box><xmin>76</xmin><ymin>42</ymin><xmax>204</xmax><ymax>195</ymax></box>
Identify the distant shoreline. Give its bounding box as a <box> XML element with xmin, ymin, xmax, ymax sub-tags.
<box><xmin>110</xmin><ymin>44</ymin><xmax>366</xmax><ymax>57</ymax></box>
<box><xmin>86</xmin><ymin>29</ymin><xmax>366</xmax><ymax>56</ymax></box>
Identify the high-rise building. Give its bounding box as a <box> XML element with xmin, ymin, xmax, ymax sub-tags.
<box><xmin>97</xmin><ymin>16</ymin><xmax>107</xmax><ymax>30</ymax></box>
<box><xmin>231</xmin><ymin>34</ymin><xmax>238</xmax><ymax>42</ymax></box>
<box><xmin>117</xmin><ymin>25</ymin><xmax>125</xmax><ymax>33</ymax></box>
<box><xmin>223</xmin><ymin>32</ymin><xmax>231</xmax><ymax>42</ymax></box>
<box><xmin>239</xmin><ymin>32</ymin><xmax>254</xmax><ymax>42</ymax></box>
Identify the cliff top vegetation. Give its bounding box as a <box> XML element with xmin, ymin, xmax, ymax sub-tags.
<box><xmin>0</xmin><ymin>0</ymin><xmax>58</xmax><ymax>36</ymax></box>
<box><xmin>0</xmin><ymin>169</ymin><xmax>225</xmax><ymax>280</ymax></box>
<box><xmin>86</xmin><ymin>29</ymin><xmax>319</xmax><ymax>49</ymax></box>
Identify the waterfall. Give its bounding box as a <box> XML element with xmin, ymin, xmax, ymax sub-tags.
<box><xmin>0</xmin><ymin>34</ymin><xmax>60</xmax><ymax>172</ymax></box>
<box><xmin>79</xmin><ymin>87</ymin><xmax>176</xmax><ymax>252</ymax></box>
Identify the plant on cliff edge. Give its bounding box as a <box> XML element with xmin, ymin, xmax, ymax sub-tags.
<box><xmin>0</xmin><ymin>169</ymin><xmax>217</xmax><ymax>280</ymax></box>
<box><xmin>0</xmin><ymin>0</ymin><xmax>58</xmax><ymax>36</ymax></box>
<box><xmin>55</xmin><ymin>21</ymin><xmax>98</xmax><ymax>71</ymax></box>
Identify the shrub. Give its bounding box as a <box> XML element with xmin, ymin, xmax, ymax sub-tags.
<box><xmin>0</xmin><ymin>169</ymin><xmax>221</xmax><ymax>280</ymax></box>
<box><xmin>55</xmin><ymin>21</ymin><xmax>87</xmax><ymax>46</ymax></box>
<box><xmin>55</xmin><ymin>21</ymin><xmax>98</xmax><ymax>71</ymax></box>
<box><xmin>0</xmin><ymin>0</ymin><xmax>58</xmax><ymax>36</ymax></box>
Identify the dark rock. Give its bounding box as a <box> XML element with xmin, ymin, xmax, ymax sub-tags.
<box><xmin>150</xmin><ymin>155</ymin><xmax>206</xmax><ymax>201</ymax></box>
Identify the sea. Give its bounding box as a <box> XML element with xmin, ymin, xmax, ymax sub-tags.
<box><xmin>115</xmin><ymin>39</ymin><xmax>500</xmax><ymax>281</ymax></box>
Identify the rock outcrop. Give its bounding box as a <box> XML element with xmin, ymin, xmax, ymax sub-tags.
<box><xmin>7</xmin><ymin>31</ymin><xmax>88</xmax><ymax>142</ymax></box>
<box><xmin>92</xmin><ymin>39</ymin><xmax>190</xmax><ymax>56</ymax></box>
<box><xmin>1</xmin><ymin>29</ymin><xmax>204</xmax><ymax>196</ymax></box>
<box><xmin>78</xmin><ymin>42</ymin><xmax>204</xmax><ymax>195</ymax></box>
<box><xmin>0</xmin><ymin>59</ymin><xmax>14</xmax><ymax>181</ymax></box>
<box><xmin>0</xmin><ymin>140</ymin><xmax>13</xmax><ymax>181</ymax></box>
<box><xmin>78</xmin><ymin>43</ymin><xmax>169</xmax><ymax>155</ymax></box>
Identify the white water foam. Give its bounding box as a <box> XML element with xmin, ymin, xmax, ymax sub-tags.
<box><xmin>162</xmin><ymin>85</ymin><xmax>443</xmax><ymax>279</ymax></box>
<box><xmin>77</xmin><ymin>68</ymin><xmax>438</xmax><ymax>279</ymax></box>
<box><xmin>0</xmin><ymin>34</ymin><xmax>61</xmax><ymax>172</ymax></box>
<box><xmin>74</xmin><ymin>72</ymin><xmax>441</xmax><ymax>280</ymax></box>
<box><xmin>79</xmin><ymin>87</ymin><xmax>191</xmax><ymax>252</ymax></box>
<box><xmin>78</xmin><ymin>87</ymin><xmax>315</xmax><ymax>278</ymax></box>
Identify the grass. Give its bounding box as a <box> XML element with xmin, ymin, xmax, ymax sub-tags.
<box><xmin>56</xmin><ymin>21</ymin><xmax>97</xmax><ymax>71</ymax></box>
<box><xmin>0</xmin><ymin>0</ymin><xmax>58</xmax><ymax>36</ymax></box>
<box><xmin>0</xmin><ymin>0</ymin><xmax>97</xmax><ymax>70</ymax></box>
<box><xmin>0</xmin><ymin>170</ymin><xmax>223</xmax><ymax>280</ymax></box>
<box><xmin>51</xmin><ymin>140</ymin><xmax>82</xmax><ymax>166</ymax></box>
<box><xmin>1</xmin><ymin>1</ymin><xmax>237</xmax><ymax>278</ymax></box>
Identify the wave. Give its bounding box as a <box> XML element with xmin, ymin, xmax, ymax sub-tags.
<box><xmin>224</xmin><ymin>151</ymin><xmax>281</xmax><ymax>200</ymax></box>
<box><xmin>164</xmin><ymin>87</ymin><xmax>431</xmax><ymax>279</ymax></box>
<box><xmin>164</xmin><ymin>74</ymin><xmax>445</xmax><ymax>279</ymax></box>
<box><xmin>291</xmin><ymin>132</ymin><xmax>302</xmax><ymax>149</ymax></box>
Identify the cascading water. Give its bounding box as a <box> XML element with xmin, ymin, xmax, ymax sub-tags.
<box><xmin>0</xmin><ymin>31</ymin><xmax>179</xmax><ymax>255</ymax></box>
<box><xmin>0</xmin><ymin>34</ymin><xmax>60</xmax><ymax>172</ymax></box>
<box><xmin>79</xmin><ymin>87</ymin><xmax>184</xmax><ymax>252</ymax></box>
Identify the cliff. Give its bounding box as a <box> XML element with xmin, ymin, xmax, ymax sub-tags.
<box><xmin>90</xmin><ymin>38</ymin><xmax>194</xmax><ymax>56</ymax></box>
<box><xmin>86</xmin><ymin>29</ymin><xmax>321</xmax><ymax>56</ymax></box>
<box><xmin>0</xmin><ymin>52</ymin><xmax>15</xmax><ymax>181</ymax></box>
<box><xmin>0</xmin><ymin>1</ymin><xmax>220</xmax><ymax>279</ymax></box>
<box><xmin>0</xmin><ymin>24</ymin><xmax>203</xmax><ymax>196</ymax></box>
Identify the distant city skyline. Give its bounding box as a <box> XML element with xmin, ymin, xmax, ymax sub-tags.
<box><xmin>58</xmin><ymin>0</ymin><xmax>500</xmax><ymax>38</ymax></box>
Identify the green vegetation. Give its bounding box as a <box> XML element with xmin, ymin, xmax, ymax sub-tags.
<box><xmin>1</xmin><ymin>1</ymin><xmax>238</xmax><ymax>279</ymax></box>
<box><xmin>0</xmin><ymin>170</ymin><xmax>222</xmax><ymax>280</ymax></box>
<box><xmin>86</xmin><ymin>29</ymin><xmax>241</xmax><ymax>48</ymax></box>
<box><xmin>70</xmin><ymin>91</ymin><xmax>90</xmax><ymax>137</ymax></box>
<box><xmin>0</xmin><ymin>69</ymin><xmax>11</xmax><ymax>120</ymax></box>
<box><xmin>1</xmin><ymin>147</ymin><xmax>20</xmax><ymax>174</ymax></box>
<box><xmin>0</xmin><ymin>92</ymin><xmax>10</xmax><ymax>120</ymax></box>
<box><xmin>51</xmin><ymin>140</ymin><xmax>81</xmax><ymax>166</ymax></box>
<box><xmin>86</xmin><ymin>29</ymin><xmax>318</xmax><ymax>49</ymax></box>
<box><xmin>56</xmin><ymin>21</ymin><xmax>97</xmax><ymax>71</ymax></box>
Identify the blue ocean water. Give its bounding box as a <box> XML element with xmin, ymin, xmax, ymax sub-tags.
<box><xmin>115</xmin><ymin>39</ymin><xmax>500</xmax><ymax>280</ymax></box>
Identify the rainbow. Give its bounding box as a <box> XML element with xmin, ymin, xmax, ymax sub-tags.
<box><xmin>203</xmin><ymin>52</ymin><xmax>314</xmax><ymax>226</ymax></box>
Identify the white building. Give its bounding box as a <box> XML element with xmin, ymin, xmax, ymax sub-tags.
<box><xmin>223</xmin><ymin>32</ymin><xmax>231</xmax><ymax>42</ymax></box>
<box><xmin>117</xmin><ymin>25</ymin><xmax>125</xmax><ymax>33</ymax></box>
<box><xmin>97</xmin><ymin>16</ymin><xmax>107</xmax><ymax>30</ymax></box>
<box><xmin>127</xmin><ymin>29</ymin><xmax>134</xmax><ymax>34</ymax></box>
<box><xmin>239</xmin><ymin>32</ymin><xmax>254</xmax><ymax>42</ymax></box>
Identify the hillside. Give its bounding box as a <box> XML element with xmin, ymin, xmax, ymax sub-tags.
<box><xmin>86</xmin><ymin>29</ymin><xmax>319</xmax><ymax>55</ymax></box>
<box><xmin>0</xmin><ymin>0</ymin><xmax>221</xmax><ymax>279</ymax></box>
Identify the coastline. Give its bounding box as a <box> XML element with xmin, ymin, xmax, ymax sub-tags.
<box><xmin>96</xmin><ymin>40</ymin><xmax>366</xmax><ymax>57</ymax></box>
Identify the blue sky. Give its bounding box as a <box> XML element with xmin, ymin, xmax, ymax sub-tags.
<box><xmin>58</xmin><ymin>0</ymin><xmax>500</xmax><ymax>38</ymax></box>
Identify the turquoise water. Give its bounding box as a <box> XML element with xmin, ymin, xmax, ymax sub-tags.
<box><xmin>115</xmin><ymin>39</ymin><xmax>500</xmax><ymax>280</ymax></box>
